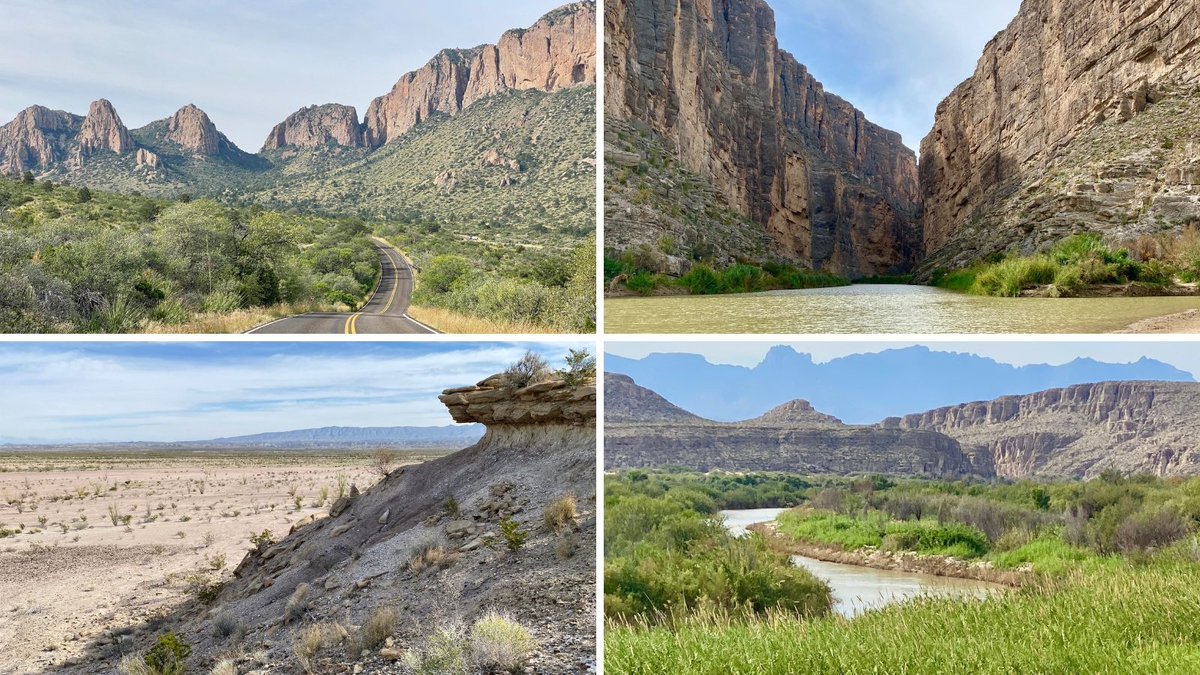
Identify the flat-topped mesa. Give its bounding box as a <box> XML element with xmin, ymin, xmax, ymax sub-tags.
<box><xmin>77</xmin><ymin>99</ymin><xmax>133</xmax><ymax>156</ymax></box>
<box><xmin>260</xmin><ymin>104</ymin><xmax>364</xmax><ymax>151</ymax></box>
<box><xmin>745</xmin><ymin>399</ymin><xmax>842</xmax><ymax>427</ymax></box>
<box><xmin>166</xmin><ymin>104</ymin><xmax>222</xmax><ymax>155</ymax></box>
<box><xmin>439</xmin><ymin>372</ymin><xmax>596</xmax><ymax>427</ymax></box>
<box><xmin>919</xmin><ymin>0</ymin><xmax>1200</xmax><ymax>269</ymax></box>
<box><xmin>0</xmin><ymin>105</ymin><xmax>82</xmax><ymax>174</ymax></box>
<box><xmin>362</xmin><ymin>1</ymin><xmax>596</xmax><ymax>149</ymax></box>
<box><xmin>604</xmin><ymin>0</ymin><xmax>920</xmax><ymax>278</ymax></box>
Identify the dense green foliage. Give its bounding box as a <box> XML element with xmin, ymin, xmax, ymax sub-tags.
<box><xmin>605</xmin><ymin>476</ymin><xmax>832</xmax><ymax>623</ymax></box>
<box><xmin>614</xmin><ymin>470</ymin><xmax>816</xmax><ymax>509</ymax></box>
<box><xmin>0</xmin><ymin>178</ymin><xmax>377</xmax><ymax>332</ymax></box>
<box><xmin>933</xmin><ymin>232</ymin><xmax>1198</xmax><ymax>297</ymax></box>
<box><xmin>607</xmin><ymin>471</ymin><xmax>1200</xmax><ymax>673</ymax></box>
<box><xmin>406</xmin><ymin>233</ymin><xmax>596</xmax><ymax>331</ymax></box>
<box><xmin>605</xmin><ymin>255</ymin><xmax>847</xmax><ymax>297</ymax></box>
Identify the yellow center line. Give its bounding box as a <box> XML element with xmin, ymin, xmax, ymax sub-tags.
<box><xmin>381</xmin><ymin>250</ymin><xmax>400</xmax><ymax>314</ymax></box>
<box><xmin>344</xmin><ymin>312</ymin><xmax>362</xmax><ymax>334</ymax></box>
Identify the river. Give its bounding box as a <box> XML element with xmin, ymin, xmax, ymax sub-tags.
<box><xmin>721</xmin><ymin>508</ymin><xmax>1006</xmax><ymax>618</ymax></box>
<box><xmin>606</xmin><ymin>285</ymin><xmax>1200</xmax><ymax>333</ymax></box>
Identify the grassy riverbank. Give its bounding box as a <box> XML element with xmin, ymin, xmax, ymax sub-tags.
<box><xmin>932</xmin><ymin>231</ymin><xmax>1200</xmax><ymax>297</ymax></box>
<box><xmin>605</xmin><ymin>257</ymin><xmax>848</xmax><ymax>297</ymax></box>
<box><xmin>605</xmin><ymin>471</ymin><xmax>1200</xmax><ymax>674</ymax></box>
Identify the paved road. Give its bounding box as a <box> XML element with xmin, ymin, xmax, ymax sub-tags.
<box><xmin>248</xmin><ymin>237</ymin><xmax>437</xmax><ymax>334</ymax></box>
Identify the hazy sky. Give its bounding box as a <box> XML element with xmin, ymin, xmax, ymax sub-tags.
<box><xmin>0</xmin><ymin>342</ymin><xmax>587</xmax><ymax>444</ymax></box>
<box><xmin>0</xmin><ymin>0</ymin><xmax>566</xmax><ymax>150</ymax></box>
<box><xmin>605</xmin><ymin>342</ymin><xmax>1200</xmax><ymax>380</ymax></box>
<box><xmin>773</xmin><ymin>0</ymin><xmax>1022</xmax><ymax>150</ymax></box>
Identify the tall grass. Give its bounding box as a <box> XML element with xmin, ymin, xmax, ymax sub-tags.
<box><xmin>606</xmin><ymin>561</ymin><xmax>1200</xmax><ymax>674</ymax></box>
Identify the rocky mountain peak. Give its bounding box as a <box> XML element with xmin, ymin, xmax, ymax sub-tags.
<box><xmin>0</xmin><ymin>105</ymin><xmax>82</xmax><ymax>174</ymax></box>
<box><xmin>77</xmin><ymin>98</ymin><xmax>133</xmax><ymax>156</ymax></box>
<box><xmin>603</xmin><ymin>373</ymin><xmax>710</xmax><ymax>425</ymax></box>
<box><xmin>746</xmin><ymin>400</ymin><xmax>842</xmax><ymax>427</ymax></box>
<box><xmin>362</xmin><ymin>1</ymin><xmax>596</xmax><ymax>149</ymax></box>
<box><xmin>261</xmin><ymin>103</ymin><xmax>363</xmax><ymax>152</ymax></box>
<box><xmin>166</xmin><ymin>103</ymin><xmax>221</xmax><ymax>155</ymax></box>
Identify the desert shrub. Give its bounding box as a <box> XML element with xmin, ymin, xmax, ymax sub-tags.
<box><xmin>503</xmin><ymin>351</ymin><xmax>550</xmax><ymax>388</ymax></box>
<box><xmin>809</xmin><ymin>488</ymin><xmax>847</xmax><ymax>513</ymax></box>
<box><xmin>555</xmin><ymin>533</ymin><xmax>578</xmax><ymax>559</ymax></box>
<box><xmin>1113</xmin><ymin>506</ymin><xmax>1191</xmax><ymax>556</ymax></box>
<box><xmin>284</xmin><ymin>582</ymin><xmax>312</xmax><ymax>623</ymax></box>
<box><xmin>293</xmin><ymin>622</ymin><xmax>347</xmax><ymax>674</ymax></box>
<box><xmin>470</xmin><ymin>612</ymin><xmax>536</xmax><ymax>672</ymax></box>
<box><xmin>249</xmin><ymin>529</ymin><xmax>275</xmax><ymax>553</ymax></box>
<box><xmin>211</xmin><ymin>612</ymin><xmax>241</xmax><ymax>640</ymax></box>
<box><xmin>144</xmin><ymin>633</ymin><xmax>190</xmax><ymax>675</ymax></box>
<box><xmin>883</xmin><ymin>522</ymin><xmax>990</xmax><ymax>558</ymax></box>
<box><xmin>559</xmin><ymin>348</ymin><xmax>596</xmax><ymax>385</ymax></box>
<box><xmin>543</xmin><ymin>493</ymin><xmax>578</xmax><ymax>531</ymax></box>
<box><xmin>359</xmin><ymin>606</ymin><xmax>399</xmax><ymax>649</ymax></box>
<box><xmin>499</xmin><ymin>518</ymin><xmax>529</xmax><ymax>551</ymax></box>
<box><xmin>404</xmin><ymin>623</ymin><xmax>469</xmax><ymax>675</ymax></box>
<box><xmin>408</xmin><ymin>537</ymin><xmax>454</xmax><ymax>572</ymax></box>
<box><xmin>443</xmin><ymin>494</ymin><xmax>460</xmax><ymax>518</ymax></box>
<box><xmin>372</xmin><ymin>449</ymin><xmax>397</xmax><ymax>477</ymax></box>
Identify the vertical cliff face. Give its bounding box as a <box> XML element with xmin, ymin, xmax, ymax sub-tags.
<box><xmin>920</xmin><ymin>0</ymin><xmax>1200</xmax><ymax>271</ymax></box>
<box><xmin>260</xmin><ymin>104</ymin><xmax>364</xmax><ymax>151</ymax></box>
<box><xmin>76</xmin><ymin>99</ymin><xmax>133</xmax><ymax>157</ymax></box>
<box><xmin>604</xmin><ymin>0</ymin><xmax>920</xmax><ymax>277</ymax></box>
<box><xmin>166</xmin><ymin>104</ymin><xmax>223</xmax><ymax>156</ymax></box>
<box><xmin>362</xmin><ymin>1</ymin><xmax>596</xmax><ymax>149</ymax></box>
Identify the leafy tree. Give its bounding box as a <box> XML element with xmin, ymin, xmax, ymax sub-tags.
<box><xmin>20</xmin><ymin>170</ymin><xmax>33</xmax><ymax>185</ymax></box>
<box><xmin>77</xmin><ymin>186</ymin><xmax>92</xmax><ymax>203</ymax></box>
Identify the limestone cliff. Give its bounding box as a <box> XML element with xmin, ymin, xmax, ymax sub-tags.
<box><xmin>604</xmin><ymin>0</ymin><xmax>920</xmax><ymax>278</ymax></box>
<box><xmin>895</xmin><ymin>381</ymin><xmax>1200</xmax><ymax>479</ymax></box>
<box><xmin>362</xmin><ymin>1</ymin><xmax>596</xmax><ymax>149</ymax></box>
<box><xmin>919</xmin><ymin>0</ymin><xmax>1200</xmax><ymax>275</ymax></box>
<box><xmin>605</xmin><ymin>375</ymin><xmax>971</xmax><ymax>478</ymax></box>
<box><xmin>260</xmin><ymin>104</ymin><xmax>364</xmax><ymax>151</ymax></box>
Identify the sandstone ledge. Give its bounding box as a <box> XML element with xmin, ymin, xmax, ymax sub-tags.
<box><xmin>439</xmin><ymin>374</ymin><xmax>596</xmax><ymax>426</ymax></box>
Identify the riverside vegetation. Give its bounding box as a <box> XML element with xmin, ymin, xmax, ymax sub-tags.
<box><xmin>605</xmin><ymin>470</ymin><xmax>1200</xmax><ymax>674</ymax></box>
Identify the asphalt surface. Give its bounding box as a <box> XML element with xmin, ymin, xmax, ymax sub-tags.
<box><xmin>248</xmin><ymin>237</ymin><xmax>437</xmax><ymax>334</ymax></box>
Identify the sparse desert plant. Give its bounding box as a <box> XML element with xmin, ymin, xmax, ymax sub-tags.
<box><xmin>249</xmin><ymin>529</ymin><xmax>275</xmax><ymax>553</ymax></box>
<box><xmin>503</xmin><ymin>351</ymin><xmax>550</xmax><ymax>388</ymax></box>
<box><xmin>470</xmin><ymin>612</ymin><xmax>535</xmax><ymax>673</ymax></box>
<box><xmin>293</xmin><ymin>623</ymin><xmax>336</xmax><ymax>674</ymax></box>
<box><xmin>202</xmin><ymin>531</ymin><xmax>217</xmax><ymax>548</ymax></box>
<box><xmin>293</xmin><ymin>495</ymin><xmax>303</xmax><ymax>511</ymax></box>
<box><xmin>543</xmin><ymin>493</ymin><xmax>577</xmax><ymax>532</ymax></box>
<box><xmin>555</xmin><ymin>533</ymin><xmax>578</xmax><ymax>560</ymax></box>
<box><xmin>284</xmin><ymin>582</ymin><xmax>312</xmax><ymax>623</ymax></box>
<box><xmin>185</xmin><ymin>573</ymin><xmax>224</xmax><ymax>604</ymax></box>
<box><xmin>404</xmin><ymin>622</ymin><xmax>468</xmax><ymax>674</ymax></box>
<box><xmin>359</xmin><ymin>606</ymin><xmax>399</xmax><ymax>650</ymax></box>
<box><xmin>206</xmin><ymin>552</ymin><xmax>227</xmax><ymax>571</ymax></box>
<box><xmin>209</xmin><ymin>659</ymin><xmax>238</xmax><ymax>675</ymax></box>
<box><xmin>499</xmin><ymin>518</ymin><xmax>528</xmax><ymax>552</ymax></box>
<box><xmin>558</xmin><ymin>348</ymin><xmax>596</xmax><ymax>385</ymax></box>
<box><xmin>372</xmin><ymin>449</ymin><xmax>398</xmax><ymax>477</ymax></box>
<box><xmin>143</xmin><ymin>633</ymin><xmax>191</xmax><ymax>675</ymax></box>
<box><xmin>108</xmin><ymin>502</ymin><xmax>122</xmax><ymax>526</ymax></box>
<box><xmin>336</xmin><ymin>473</ymin><xmax>348</xmax><ymax>500</ymax></box>
<box><xmin>318</xmin><ymin>485</ymin><xmax>329</xmax><ymax>506</ymax></box>
<box><xmin>211</xmin><ymin>612</ymin><xmax>242</xmax><ymax>640</ymax></box>
<box><xmin>408</xmin><ymin>536</ymin><xmax>456</xmax><ymax>573</ymax></box>
<box><xmin>444</xmin><ymin>494</ymin><xmax>460</xmax><ymax>518</ymax></box>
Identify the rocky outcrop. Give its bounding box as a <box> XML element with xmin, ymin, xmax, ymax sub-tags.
<box><xmin>166</xmin><ymin>104</ymin><xmax>222</xmax><ymax>155</ymax></box>
<box><xmin>897</xmin><ymin>382</ymin><xmax>1200</xmax><ymax>479</ymax></box>
<box><xmin>439</xmin><ymin>372</ymin><xmax>596</xmax><ymax>427</ymax></box>
<box><xmin>362</xmin><ymin>1</ymin><xmax>595</xmax><ymax>148</ymax></box>
<box><xmin>260</xmin><ymin>104</ymin><xmax>364</xmax><ymax>151</ymax></box>
<box><xmin>76</xmin><ymin>99</ymin><xmax>132</xmax><ymax>157</ymax></box>
<box><xmin>919</xmin><ymin>0</ymin><xmax>1200</xmax><ymax>273</ymax></box>
<box><xmin>604</xmin><ymin>0</ymin><xmax>920</xmax><ymax>278</ymax></box>
<box><xmin>0</xmin><ymin>106</ymin><xmax>82</xmax><ymax>174</ymax></box>
<box><xmin>605</xmin><ymin>375</ymin><xmax>971</xmax><ymax>478</ymax></box>
<box><xmin>604</xmin><ymin>373</ymin><xmax>711</xmax><ymax>425</ymax></box>
<box><xmin>135</xmin><ymin>148</ymin><xmax>159</xmax><ymax>169</ymax></box>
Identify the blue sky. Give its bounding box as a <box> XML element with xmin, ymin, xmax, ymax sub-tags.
<box><xmin>0</xmin><ymin>0</ymin><xmax>567</xmax><ymax>150</ymax></box>
<box><xmin>0</xmin><ymin>342</ymin><xmax>588</xmax><ymax>444</ymax></box>
<box><xmin>605</xmin><ymin>342</ymin><xmax>1200</xmax><ymax>379</ymax></box>
<box><xmin>772</xmin><ymin>0</ymin><xmax>1022</xmax><ymax>150</ymax></box>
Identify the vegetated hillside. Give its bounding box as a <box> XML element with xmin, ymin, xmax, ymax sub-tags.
<box><xmin>60</xmin><ymin>366</ymin><xmax>597</xmax><ymax>674</ymax></box>
<box><xmin>604</xmin><ymin>0</ymin><xmax>920</xmax><ymax>280</ymax></box>
<box><xmin>254</xmin><ymin>87</ymin><xmax>596</xmax><ymax>247</ymax></box>
<box><xmin>0</xmin><ymin>177</ymin><xmax>377</xmax><ymax>333</ymax></box>
<box><xmin>605</xmin><ymin>345</ymin><xmax>1194</xmax><ymax>423</ymax></box>
<box><xmin>919</xmin><ymin>0</ymin><xmax>1200</xmax><ymax>278</ymax></box>
<box><xmin>608</xmin><ymin>373</ymin><xmax>1200</xmax><ymax>480</ymax></box>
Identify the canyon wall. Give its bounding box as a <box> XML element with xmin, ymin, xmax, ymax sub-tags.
<box><xmin>605</xmin><ymin>0</ymin><xmax>920</xmax><ymax>277</ymax></box>
<box><xmin>920</xmin><ymin>0</ymin><xmax>1200</xmax><ymax>272</ymax></box>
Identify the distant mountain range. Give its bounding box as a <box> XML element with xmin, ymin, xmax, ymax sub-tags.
<box><xmin>605</xmin><ymin>346</ymin><xmax>1195</xmax><ymax>424</ymax></box>
<box><xmin>0</xmin><ymin>425</ymin><xmax>483</xmax><ymax>451</ymax></box>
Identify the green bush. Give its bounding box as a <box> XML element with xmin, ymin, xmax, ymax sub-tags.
<box><xmin>144</xmin><ymin>633</ymin><xmax>191</xmax><ymax>675</ymax></box>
